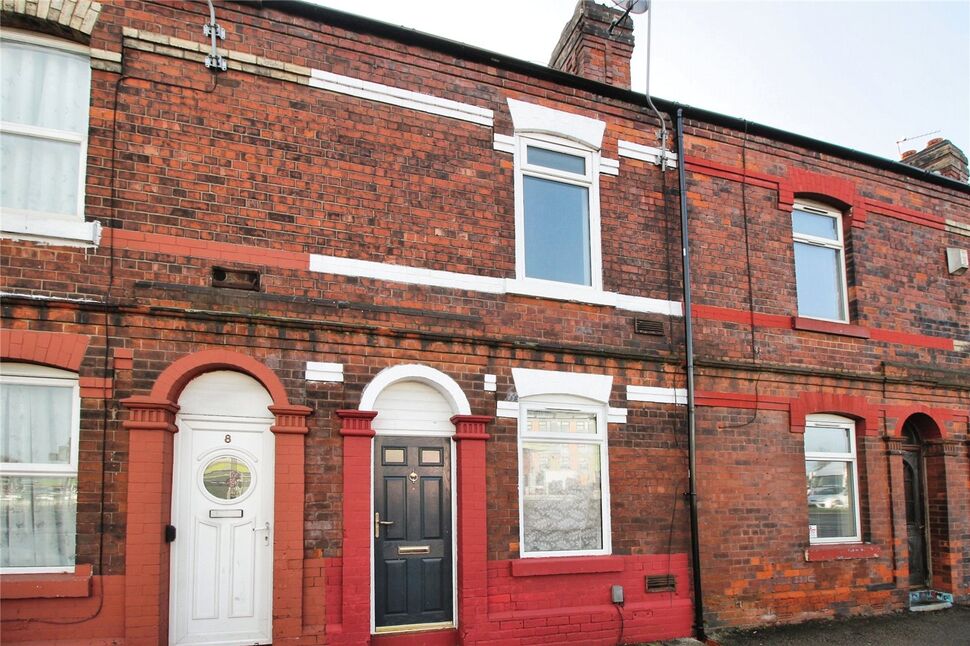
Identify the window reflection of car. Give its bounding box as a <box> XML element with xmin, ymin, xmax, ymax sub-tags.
<box><xmin>808</xmin><ymin>486</ymin><xmax>848</xmax><ymax>508</ymax></box>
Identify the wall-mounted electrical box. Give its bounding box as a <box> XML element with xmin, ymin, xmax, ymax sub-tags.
<box><xmin>611</xmin><ymin>584</ymin><xmax>624</xmax><ymax>604</ymax></box>
<box><xmin>946</xmin><ymin>248</ymin><xmax>968</xmax><ymax>275</ymax></box>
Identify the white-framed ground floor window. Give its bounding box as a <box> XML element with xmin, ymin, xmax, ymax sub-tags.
<box><xmin>804</xmin><ymin>414</ymin><xmax>861</xmax><ymax>544</ymax></box>
<box><xmin>518</xmin><ymin>397</ymin><xmax>611</xmax><ymax>557</ymax></box>
<box><xmin>0</xmin><ymin>362</ymin><xmax>80</xmax><ymax>572</ymax></box>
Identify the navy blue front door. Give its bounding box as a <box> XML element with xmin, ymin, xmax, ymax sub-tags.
<box><xmin>374</xmin><ymin>436</ymin><xmax>453</xmax><ymax>628</ymax></box>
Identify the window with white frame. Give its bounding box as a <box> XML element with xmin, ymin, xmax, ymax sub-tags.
<box><xmin>518</xmin><ymin>398</ymin><xmax>611</xmax><ymax>557</ymax></box>
<box><xmin>804</xmin><ymin>414</ymin><xmax>860</xmax><ymax>544</ymax></box>
<box><xmin>791</xmin><ymin>200</ymin><xmax>849</xmax><ymax>322</ymax></box>
<box><xmin>516</xmin><ymin>136</ymin><xmax>600</xmax><ymax>287</ymax></box>
<box><xmin>0</xmin><ymin>30</ymin><xmax>97</xmax><ymax>245</ymax></box>
<box><xmin>0</xmin><ymin>363</ymin><xmax>80</xmax><ymax>572</ymax></box>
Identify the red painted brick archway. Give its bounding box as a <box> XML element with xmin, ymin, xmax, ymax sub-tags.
<box><xmin>121</xmin><ymin>349</ymin><xmax>311</xmax><ymax>645</ymax></box>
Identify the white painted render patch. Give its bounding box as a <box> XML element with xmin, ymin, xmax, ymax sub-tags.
<box><xmin>599</xmin><ymin>158</ymin><xmax>620</xmax><ymax>176</ymax></box>
<box><xmin>507</xmin><ymin>98</ymin><xmax>606</xmax><ymax>150</ymax></box>
<box><xmin>626</xmin><ymin>385</ymin><xmax>688</xmax><ymax>405</ymax></box>
<box><xmin>309</xmin><ymin>69</ymin><xmax>493</xmax><ymax>126</ymax></box>
<box><xmin>308</xmin><ymin>254</ymin><xmax>682</xmax><ymax>316</ymax></box>
<box><xmin>493</xmin><ymin>133</ymin><xmax>516</xmax><ymax>154</ymax></box>
<box><xmin>607</xmin><ymin>407</ymin><xmax>628</xmax><ymax>423</ymax></box>
<box><xmin>495</xmin><ymin>133</ymin><xmax>618</xmax><ymax>176</ymax></box>
<box><xmin>511</xmin><ymin>368</ymin><xmax>613</xmax><ymax>403</ymax></box>
<box><xmin>496</xmin><ymin>400</ymin><xmax>628</xmax><ymax>424</ymax></box>
<box><xmin>484</xmin><ymin>374</ymin><xmax>497</xmax><ymax>392</ymax></box>
<box><xmin>618</xmin><ymin>140</ymin><xmax>679</xmax><ymax>169</ymax></box>
<box><xmin>305</xmin><ymin>361</ymin><xmax>344</xmax><ymax>383</ymax></box>
<box><xmin>496</xmin><ymin>401</ymin><xmax>519</xmax><ymax>419</ymax></box>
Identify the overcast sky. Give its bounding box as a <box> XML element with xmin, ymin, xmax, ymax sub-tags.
<box><xmin>307</xmin><ymin>0</ymin><xmax>970</xmax><ymax>163</ymax></box>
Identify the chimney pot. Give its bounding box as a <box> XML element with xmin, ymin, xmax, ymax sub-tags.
<box><xmin>900</xmin><ymin>138</ymin><xmax>969</xmax><ymax>183</ymax></box>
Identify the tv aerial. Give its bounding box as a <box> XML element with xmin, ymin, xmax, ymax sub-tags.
<box><xmin>610</xmin><ymin>0</ymin><xmax>650</xmax><ymax>31</ymax></box>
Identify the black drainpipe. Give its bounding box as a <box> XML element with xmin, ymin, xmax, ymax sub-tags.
<box><xmin>676</xmin><ymin>108</ymin><xmax>706</xmax><ymax>643</ymax></box>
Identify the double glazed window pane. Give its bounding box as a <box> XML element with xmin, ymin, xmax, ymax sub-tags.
<box><xmin>523</xmin><ymin>176</ymin><xmax>591</xmax><ymax>285</ymax></box>
<box><xmin>0</xmin><ymin>39</ymin><xmax>89</xmax><ymax>218</ymax></box>
<box><xmin>1</xmin><ymin>133</ymin><xmax>81</xmax><ymax>216</ymax></box>
<box><xmin>522</xmin><ymin>442</ymin><xmax>602</xmax><ymax>553</ymax></box>
<box><xmin>0</xmin><ymin>475</ymin><xmax>77</xmax><ymax>569</ymax></box>
<box><xmin>804</xmin><ymin>426</ymin><xmax>850</xmax><ymax>454</ymax></box>
<box><xmin>806</xmin><ymin>460</ymin><xmax>856</xmax><ymax>540</ymax></box>
<box><xmin>527</xmin><ymin>146</ymin><xmax>586</xmax><ymax>174</ymax></box>
<box><xmin>1</xmin><ymin>379</ymin><xmax>77</xmax><ymax>570</ymax></box>
<box><xmin>527</xmin><ymin>409</ymin><xmax>597</xmax><ymax>435</ymax></box>
<box><xmin>792</xmin><ymin>209</ymin><xmax>839</xmax><ymax>241</ymax></box>
<box><xmin>1</xmin><ymin>384</ymin><xmax>73</xmax><ymax>465</ymax></box>
<box><xmin>0</xmin><ymin>41</ymin><xmax>90</xmax><ymax>132</ymax></box>
<box><xmin>794</xmin><ymin>242</ymin><xmax>844</xmax><ymax>320</ymax></box>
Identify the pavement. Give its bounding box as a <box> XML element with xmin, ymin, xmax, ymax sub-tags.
<box><xmin>643</xmin><ymin>605</ymin><xmax>970</xmax><ymax>646</ymax></box>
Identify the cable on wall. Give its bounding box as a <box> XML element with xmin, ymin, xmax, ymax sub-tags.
<box><xmin>3</xmin><ymin>27</ymin><xmax>220</xmax><ymax>628</ymax></box>
<box><xmin>719</xmin><ymin>118</ymin><xmax>763</xmax><ymax>431</ymax></box>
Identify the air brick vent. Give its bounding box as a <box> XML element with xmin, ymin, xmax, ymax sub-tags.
<box><xmin>212</xmin><ymin>266</ymin><xmax>260</xmax><ymax>291</ymax></box>
<box><xmin>634</xmin><ymin>319</ymin><xmax>665</xmax><ymax>336</ymax></box>
<box><xmin>645</xmin><ymin>574</ymin><xmax>676</xmax><ymax>592</ymax></box>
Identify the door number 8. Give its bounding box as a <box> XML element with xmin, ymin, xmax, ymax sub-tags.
<box><xmin>224</xmin><ymin>434</ymin><xmax>232</xmax><ymax>444</ymax></box>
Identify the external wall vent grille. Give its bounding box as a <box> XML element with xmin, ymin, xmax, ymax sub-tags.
<box><xmin>645</xmin><ymin>574</ymin><xmax>676</xmax><ymax>592</ymax></box>
<box><xmin>212</xmin><ymin>266</ymin><xmax>260</xmax><ymax>291</ymax></box>
<box><xmin>634</xmin><ymin>319</ymin><xmax>665</xmax><ymax>336</ymax></box>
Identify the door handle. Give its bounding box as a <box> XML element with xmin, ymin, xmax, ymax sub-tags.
<box><xmin>254</xmin><ymin>522</ymin><xmax>271</xmax><ymax>545</ymax></box>
<box><xmin>375</xmin><ymin>512</ymin><xmax>394</xmax><ymax>538</ymax></box>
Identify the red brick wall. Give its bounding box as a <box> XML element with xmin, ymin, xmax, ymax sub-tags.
<box><xmin>0</xmin><ymin>0</ymin><xmax>967</xmax><ymax>642</ymax></box>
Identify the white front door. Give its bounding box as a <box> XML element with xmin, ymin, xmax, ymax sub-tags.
<box><xmin>170</xmin><ymin>372</ymin><xmax>275</xmax><ymax>646</ymax></box>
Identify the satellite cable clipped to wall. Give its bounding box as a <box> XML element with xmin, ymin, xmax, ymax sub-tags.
<box><xmin>611</xmin><ymin>0</ymin><xmax>669</xmax><ymax>170</ymax></box>
<box><xmin>204</xmin><ymin>0</ymin><xmax>228</xmax><ymax>71</ymax></box>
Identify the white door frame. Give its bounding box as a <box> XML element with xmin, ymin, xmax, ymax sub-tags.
<box><xmin>169</xmin><ymin>412</ymin><xmax>275</xmax><ymax>646</ymax></box>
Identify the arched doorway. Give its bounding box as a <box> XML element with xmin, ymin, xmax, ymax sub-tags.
<box><xmin>898</xmin><ymin>412</ymin><xmax>946</xmax><ymax>596</ymax></box>
<box><xmin>121</xmin><ymin>350</ymin><xmax>311</xmax><ymax>646</ymax></box>
<box><xmin>169</xmin><ymin>371</ymin><xmax>275</xmax><ymax>645</ymax></box>
<box><xmin>900</xmin><ymin>418</ymin><xmax>927</xmax><ymax>588</ymax></box>
<box><xmin>361</xmin><ymin>365</ymin><xmax>470</xmax><ymax>635</ymax></box>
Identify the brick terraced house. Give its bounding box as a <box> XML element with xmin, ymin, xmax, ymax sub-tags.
<box><xmin>0</xmin><ymin>1</ymin><xmax>967</xmax><ymax>645</ymax></box>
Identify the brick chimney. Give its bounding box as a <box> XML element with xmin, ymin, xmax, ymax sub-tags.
<box><xmin>900</xmin><ymin>138</ymin><xmax>969</xmax><ymax>183</ymax></box>
<box><xmin>549</xmin><ymin>0</ymin><xmax>635</xmax><ymax>89</ymax></box>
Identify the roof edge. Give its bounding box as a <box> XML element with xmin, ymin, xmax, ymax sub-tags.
<box><xmin>238</xmin><ymin>1</ymin><xmax>969</xmax><ymax>196</ymax></box>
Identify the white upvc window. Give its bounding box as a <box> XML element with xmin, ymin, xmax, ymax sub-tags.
<box><xmin>514</xmin><ymin>134</ymin><xmax>603</xmax><ymax>290</ymax></box>
<box><xmin>804</xmin><ymin>414</ymin><xmax>861</xmax><ymax>544</ymax></box>
<box><xmin>517</xmin><ymin>396</ymin><xmax>611</xmax><ymax>557</ymax></box>
<box><xmin>0</xmin><ymin>363</ymin><xmax>81</xmax><ymax>573</ymax></box>
<box><xmin>0</xmin><ymin>29</ymin><xmax>99</xmax><ymax>247</ymax></box>
<box><xmin>791</xmin><ymin>200</ymin><xmax>849</xmax><ymax>322</ymax></box>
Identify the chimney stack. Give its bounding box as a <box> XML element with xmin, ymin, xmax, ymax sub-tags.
<box><xmin>549</xmin><ymin>0</ymin><xmax>635</xmax><ymax>89</ymax></box>
<box><xmin>900</xmin><ymin>138</ymin><xmax>969</xmax><ymax>183</ymax></box>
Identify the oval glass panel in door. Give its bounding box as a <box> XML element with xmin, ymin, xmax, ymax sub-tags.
<box><xmin>201</xmin><ymin>455</ymin><xmax>254</xmax><ymax>502</ymax></box>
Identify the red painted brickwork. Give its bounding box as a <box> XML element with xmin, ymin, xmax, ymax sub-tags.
<box><xmin>0</xmin><ymin>0</ymin><xmax>966</xmax><ymax>643</ymax></box>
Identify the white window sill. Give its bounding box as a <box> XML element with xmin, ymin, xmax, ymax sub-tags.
<box><xmin>308</xmin><ymin>253</ymin><xmax>684</xmax><ymax>317</ymax></box>
<box><xmin>505</xmin><ymin>278</ymin><xmax>682</xmax><ymax>316</ymax></box>
<box><xmin>1</xmin><ymin>214</ymin><xmax>101</xmax><ymax>248</ymax></box>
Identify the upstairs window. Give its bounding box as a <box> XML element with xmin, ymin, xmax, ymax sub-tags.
<box><xmin>517</xmin><ymin>137</ymin><xmax>598</xmax><ymax>287</ymax></box>
<box><xmin>0</xmin><ymin>30</ymin><xmax>97</xmax><ymax>245</ymax></box>
<box><xmin>791</xmin><ymin>200</ymin><xmax>848</xmax><ymax>322</ymax></box>
<box><xmin>0</xmin><ymin>363</ymin><xmax>80</xmax><ymax>572</ymax></box>
<box><xmin>804</xmin><ymin>415</ymin><xmax>860</xmax><ymax>544</ymax></box>
<box><xmin>507</xmin><ymin>98</ymin><xmax>605</xmax><ymax>294</ymax></box>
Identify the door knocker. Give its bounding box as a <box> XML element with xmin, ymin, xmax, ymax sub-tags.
<box><xmin>408</xmin><ymin>471</ymin><xmax>418</xmax><ymax>484</ymax></box>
